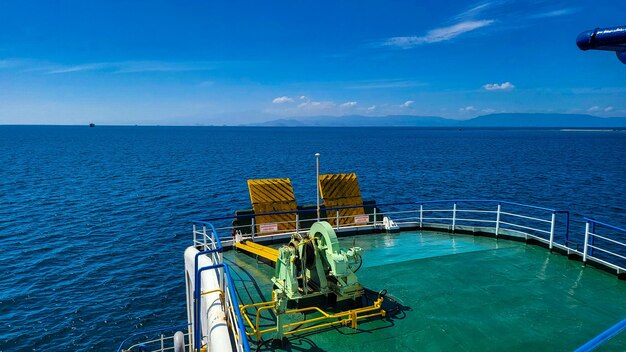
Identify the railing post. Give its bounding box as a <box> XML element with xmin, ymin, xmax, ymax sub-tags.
<box><xmin>251</xmin><ymin>218</ymin><xmax>256</xmax><ymax>240</ymax></box>
<box><xmin>336</xmin><ymin>210</ymin><xmax>340</xmax><ymax>230</ymax></box>
<box><xmin>495</xmin><ymin>203</ymin><xmax>501</xmax><ymax>238</ymax></box>
<box><xmin>452</xmin><ymin>202</ymin><xmax>457</xmax><ymax>232</ymax></box>
<box><xmin>160</xmin><ymin>333</ymin><xmax>164</xmax><ymax>351</ymax></box>
<box><xmin>203</xmin><ymin>225</ymin><xmax>207</xmax><ymax>248</ymax></box>
<box><xmin>583</xmin><ymin>221</ymin><xmax>590</xmax><ymax>264</ymax></box>
<box><xmin>590</xmin><ymin>222</ymin><xmax>596</xmax><ymax>256</ymax></box>
<box><xmin>419</xmin><ymin>204</ymin><xmax>423</xmax><ymax>228</ymax></box>
<box><xmin>193</xmin><ymin>224</ymin><xmax>197</xmax><ymax>245</ymax></box>
<box><xmin>373</xmin><ymin>207</ymin><xmax>377</xmax><ymax>226</ymax></box>
<box><xmin>549</xmin><ymin>212</ymin><xmax>556</xmax><ymax>250</ymax></box>
<box><xmin>295</xmin><ymin>213</ymin><xmax>299</xmax><ymax>233</ymax></box>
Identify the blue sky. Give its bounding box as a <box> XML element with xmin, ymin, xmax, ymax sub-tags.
<box><xmin>1</xmin><ymin>0</ymin><xmax>625</xmax><ymax>125</ymax></box>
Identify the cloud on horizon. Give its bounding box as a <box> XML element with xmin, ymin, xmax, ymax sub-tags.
<box><xmin>272</xmin><ymin>96</ymin><xmax>294</xmax><ymax>104</ymax></box>
<box><xmin>340</xmin><ymin>101</ymin><xmax>358</xmax><ymax>107</ymax></box>
<box><xmin>483</xmin><ymin>82</ymin><xmax>515</xmax><ymax>91</ymax></box>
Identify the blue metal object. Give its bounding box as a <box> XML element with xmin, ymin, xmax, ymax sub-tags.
<box><xmin>577</xmin><ymin>25</ymin><xmax>626</xmax><ymax>64</ymax></box>
<box><xmin>194</xmin><ymin>263</ymin><xmax>251</xmax><ymax>352</ymax></box>
<box><xmin>575</xmin><ymin>318</ymin><xmax>626</xmax><ymax>352</ymax></box>
<box><xmin>584</xmin><ymin>218</ymin><xmax>626</xmax><ymax>233</ymax></box>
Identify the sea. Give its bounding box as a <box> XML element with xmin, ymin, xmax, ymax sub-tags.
<box><xmin>1</xmin><ymin>126</ymin><xmax>625</xmax><ymax>351</ymax></box>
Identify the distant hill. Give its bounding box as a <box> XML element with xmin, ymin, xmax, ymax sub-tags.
<box><xmin>463</xmin><ymin>113</ymin><xmax>626</xmax><ymax>128</ymax></box>
<box><xmin>246</xmin><ymin>113</ymin><xmax>626</xmax><ymax>128</ymax></box>
<box><xmin>247</xmin><ymin>114</ymin><xmax>455</xmax><ymax>127</ymax></box>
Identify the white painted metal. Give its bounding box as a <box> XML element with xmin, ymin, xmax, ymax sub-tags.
<box><xmin>373</xmin><ymin>208</ymin><xmax>377</xmax><ymax>226</ymax></box>
<box><xmin>452</xmin><ymin>203</ymin><xmax>457</xmax><ymax>231</ymax></box>
<box><xmin>549</xmin><ymin>212</ymin><xmax>556</xmax><ymax>249</ymax></box>
<box><xmin>583</xmin><ymin>222</ymin><xmax>590</xmax><ymax>263</ymax></box>
<box><xmin>419</xmin><ymin>204</ymin><xmax>423</xmax><ymax>228</ymax></box>
<box><xmin>499</xmin><ymin>211</ymin><xmax>552</xmax><ymax>223</ymax></box>
<box><xmin>295</xmin><ymin>213</ymin><xmax>299</xmax><ymax>233</ymax></box>
<box><xmin>495</xmin><ymin>204</ymin><xmax>501</xmax><ymax>237</ymax></box>
<box><xmin>184</xmin><ymin>247</ymin><xmax>233</xmax><ymax>352</ymax></box>
<box><xmin>173</xmin><ymin>331</ymin><xmax>185</xmax><ymax>352</ymax></box>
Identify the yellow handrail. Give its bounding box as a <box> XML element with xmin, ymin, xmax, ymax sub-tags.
<box><xmin>239</xmin><ymin>297</ymin><xmax>385</xmax><ymax>341</ymax></box>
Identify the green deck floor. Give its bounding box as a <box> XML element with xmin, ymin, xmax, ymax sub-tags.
<box><xmin>224</xmin><ymin>231</ymin><xmax>626</xmax><ymax>351</ymax></box>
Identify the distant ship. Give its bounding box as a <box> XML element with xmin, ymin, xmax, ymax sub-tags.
<box><xmin>89</xmin><ymin>123</ymin><xmax>95</xmax><ymax>127</ymax></box>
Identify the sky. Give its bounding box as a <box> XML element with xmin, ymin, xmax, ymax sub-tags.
<box><xmin>0</xmin><ymin>0</ymin><xmax>625</xmax><ymax>125</ymax></box>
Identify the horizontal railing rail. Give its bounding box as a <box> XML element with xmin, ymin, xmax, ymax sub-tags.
<box><xmin>195</xmin><ymin>200</ymin><xmax>571</xmax><ymax>251</ymax></box>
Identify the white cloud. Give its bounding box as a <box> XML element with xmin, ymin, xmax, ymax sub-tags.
<box><xmin>528</xmin><ymin>8</ymin><xmax>578</xmax><ymax>19</ymax></box>
<box><xmin>384</xmin><ymin>20</ymin><xmax>494</xmax><ymax>48</ymax></box>
<box><xmin>604</xmin><ymin>106</ymin><xmax>614</xmax><ymax>112</ymax></box>
<box><xmin>299</xmin><ymin>95</ymin><xmax>308</xmax><ymax>100</ymax></box>
<box><xmin>367</xmin><ymin>105</ymin><xmax>377</xmax><ymax>111</ymax></box>
<box><xmin>459</xmin><ymin>106</ymin><xmax>477</xmax><ymax>113</ymax></box>
<box><xmin>272</xmin><ymin>96</ymin><xmax>294</xmax><ymax>104</ymax></box>
<box><xmin>483</xmin><ymin>82</ymin><xmax>515</xmax><ymax>91</ymax></box>
<box><xmin>588</xmin><ymin>106</ymin><xmax>601</xmax><ymax>112</ymax></box>
<box><xmin>46</xmin><ymin>61</ymin><xmax>215</xmax><ymax>74</ymax></box>
<box><xmin>455</xmin><ymin>3</ymin><xmax>492</xmax><ymax>20</ymax></box>
<box><xmin>48</xmin><ymin>62</ymin><xmax>111</xmax><ymax>74</ymax></box>
<box><xmin>481</xmin><ymin>108</ymin><xmax>496</xmax><ymax>114</ymax></box>
<box><xmin>340</xmin><ymin>101</ymin><xmax>357</xmax><ymax>108</ymax></box>
<box><xmin>401</xmin><ymin>100</ymin><xmax>414</xmax><ymax>108</ymax></box>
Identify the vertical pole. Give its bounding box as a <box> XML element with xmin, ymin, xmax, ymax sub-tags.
<box><xmin>495</xmin><ymin>203</ymin><xmax>502</xmax><ymax>238</ymax></box>
<box><xmin>161</xmin><ymin>333</ymin><xmax>164</xmax><ymax>351</ymax></box>
<box><xmin>315</xmin><ymin>153</ymin><xmax>320</xmax><ymax>222</ymax></box>
<box><xmin>295</xmin><ymin>212</ymin><xmax>299</xmax><ymax>234</ymax></box>
<box><xmin>419</xmin><ymin>204</ymin><xmax>423</xmax><ymax>228</ymax></box>
<box><xmin>590</xmin><ymin>222</ymin><xmax>596</xmax><ymax>256</ymax></box>
<box><xmin>583</xmin><ymin>221</ymin><xmax>590</xmax><ymax>263</ymax></box>
<box><xmin>251</xmin><ymin>218</ymin><xmax>256</xmax><ymax>240</ymax></box>
<box><xmin>549</xmin><ymin>212</ymin><xmax>556</xmax><ymax>250</ymax></box>
<box><xmin>452</xmin><ymin>202</ymin><xmax>457</xmax><ymax>232</ymax></box>
<box><xmin>373</xmin><ymin>207</ymin><xmax>377</xmax><ymax>226</ymax></box>
<box><xmin>193</xmin><ymin>224</ymin><xmax>197</xmax><ymax>245</ymax></box>
<box><xmin>336</xmin><ymin>210</ymin><xmax>340</xmax><ymax>230</ymax></box>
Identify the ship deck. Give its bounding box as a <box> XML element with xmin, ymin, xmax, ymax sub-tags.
<box><xmin>225</xmin><ymin>230</ymin><xmax>626</xmax><ymax>351</ymax></box>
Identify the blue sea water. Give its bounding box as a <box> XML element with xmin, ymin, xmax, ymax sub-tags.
<box><xmin>1</xmin><ymin>126</ymin><xmax>626</xmax><ymax>351</ymax></box>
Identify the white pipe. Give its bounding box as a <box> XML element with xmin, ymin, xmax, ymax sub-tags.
<box><xmin>184</xmin><ymin>247</ymin><xmax>233</xmax><ymax>352</ymax></box>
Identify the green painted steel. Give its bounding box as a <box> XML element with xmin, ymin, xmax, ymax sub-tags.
<box><xmin>226</xmin><ymin>231</ymin><xmax>626</xmax><ymax>351</ymax></box>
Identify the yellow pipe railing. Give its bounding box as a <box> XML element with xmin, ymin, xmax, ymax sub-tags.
<box><xmin>239</xmin><ymin>297</ymin><xmax>385</xmax><ymax>341</ymax></box>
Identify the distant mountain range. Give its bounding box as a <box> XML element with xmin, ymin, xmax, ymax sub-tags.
<box><xmin>245</xmin><ymin>113</ymin><xmax>626</xmax><ymax>128</ymax></box>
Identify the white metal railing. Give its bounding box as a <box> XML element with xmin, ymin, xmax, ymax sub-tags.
<box><xmin>583</xmin><ymin>218</ymin><xmax>626</xmax><ymax>275</ymax></box>
<box><xmin>117</xmin><ymin>325</ymin><xmax>191</xmax><ymax>352</ymax></box>
<box><xmin>205</xmin><ymin>200</ymin><xmax>570</xmax><ymax>253</ymax></box>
